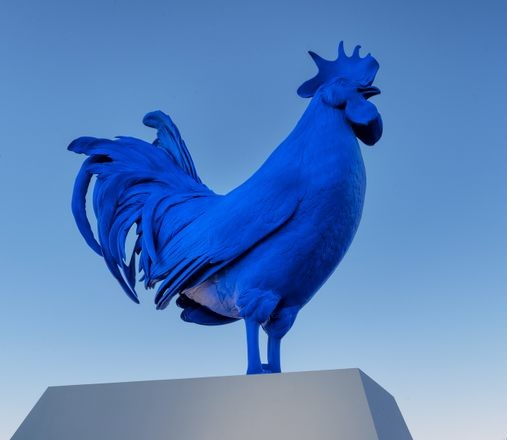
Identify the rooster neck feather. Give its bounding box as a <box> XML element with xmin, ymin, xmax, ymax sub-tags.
<box><xmin>260</xmin><ymin>97</ymin><xmax>360</xmax><ymax>185</ymax></box>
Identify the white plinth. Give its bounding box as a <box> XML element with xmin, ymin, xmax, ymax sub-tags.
<box><xmin>12</xmin><ymin>369</ymin><xmax>412</xmax><ymax>440</ymax></box>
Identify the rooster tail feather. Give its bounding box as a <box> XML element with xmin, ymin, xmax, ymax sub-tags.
<box><xmin>143</xmin><ymin>110</ymin><xmax>202</xmax><ymax>183</ymax></box>
<box><xmin>70</xmin><ymin>154</ymin><xmax>104</xmax><ymax>256</ymax></box>
<box><xmin>68</xmin><ymin>113</ymin><xmax>214</xmax><ymax>303</ymax></box>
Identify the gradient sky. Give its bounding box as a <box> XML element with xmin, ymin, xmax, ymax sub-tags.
<box><xmin>1</xmin><ymin>0</ymin><xmax>506</xmax><ymax>439</ymax></box>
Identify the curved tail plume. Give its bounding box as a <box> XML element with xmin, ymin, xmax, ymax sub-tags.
<box><xmin>68</xmin><ymin>113</ymin><xmax>215</xmax><ymax>303</ymax></box>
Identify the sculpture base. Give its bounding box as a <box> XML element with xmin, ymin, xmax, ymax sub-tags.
<box><xmin>12</xmin><ymin>369</ymin><xmax>412</xmax><ymax>440</ymax></box>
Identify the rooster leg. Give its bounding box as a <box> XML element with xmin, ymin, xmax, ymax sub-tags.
<box><xmin>239</xmin><ymin>289</ymin><xmax>281</xmax><ymax>374</ymax></box>
<box><xmin>262</xmin><ymin>306</ymin><xmax>299</xmax><ymax>373</ymax></box>
<box><xmin>267</xmin><ymin>336</ymin><xmax>281</xmax><ymax>373</ymax></box>
<box><xmin>245</xmin><ymin>319</ymin><xmax>263</xmax><ymax>374</ymax></box>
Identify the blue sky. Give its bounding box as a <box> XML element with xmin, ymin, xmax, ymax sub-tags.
<box><xmin>1</xmin><ymin>0</ymin><xmax>506</xmax><ymax>438</ymax></box>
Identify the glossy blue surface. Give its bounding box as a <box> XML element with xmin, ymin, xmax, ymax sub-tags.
<box><xmin>69</xmin><ymin>42</ymin><xmax>382</xmax><ymax>374</ymax></box>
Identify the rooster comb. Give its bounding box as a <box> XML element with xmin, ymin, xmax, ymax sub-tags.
<box><xmin>297</xmin><ymin>41</ymin><xmax>379</xmax><ymax>98</ymax></box>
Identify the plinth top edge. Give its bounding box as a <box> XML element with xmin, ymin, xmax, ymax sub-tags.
<box><xmin>46</xmin><ymin>368</ymin><xmax>369</xmax><ymax>390</ymax></box>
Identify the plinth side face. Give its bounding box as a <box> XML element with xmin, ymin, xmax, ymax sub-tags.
<box><xmin>12</xmin><ymin>370</ymin><xmax>412</xmax><ymax>440</ymax></box>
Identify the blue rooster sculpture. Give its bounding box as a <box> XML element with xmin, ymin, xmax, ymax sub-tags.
<box><xmin>69</xmin><ymin>42</ymin><xmax>382</xmax><ymax>374</ymax></box>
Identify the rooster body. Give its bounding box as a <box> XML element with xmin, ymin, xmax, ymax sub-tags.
<box><xmin>69</xmin><ymin>42</ymin><xmax>382</xmax><ymax>374</ymax></box>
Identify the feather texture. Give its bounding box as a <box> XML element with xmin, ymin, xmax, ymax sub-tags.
<box><xmin>68</xmin><ymin>124</ymin><xmax>214</xmax><ymax>303</ymax></box>
<box><xmin>69</xmin><ymin>112</ymin><xmax>301</xmax><ymax>309</ymax></box>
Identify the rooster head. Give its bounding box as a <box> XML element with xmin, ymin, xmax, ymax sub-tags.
<box><xmin>297</xmin><ymin>41</ymin><xmax>382</xmax><ymax>146</ymax></box>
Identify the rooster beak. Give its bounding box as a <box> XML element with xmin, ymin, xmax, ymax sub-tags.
<box><xmin>357</xmin><ymin>86</ymin><xmax>381</xmax><ymax>99</ymax></box>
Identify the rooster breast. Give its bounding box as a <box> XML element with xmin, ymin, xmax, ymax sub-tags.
<box><xmin>183</xmin><ymin>136</ymin><xmax>366</xmax><ymax>316</ymax></box>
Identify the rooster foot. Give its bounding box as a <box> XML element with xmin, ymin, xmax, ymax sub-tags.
<box><xmin>246</xmin><ymin>363</ymin><xmax>274</xmax><ymax>374</ymax></box>
<box><xmin>262</xmin><ymin>363</ymin><xmax>274</xmax><ymax>374</ymax></box>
